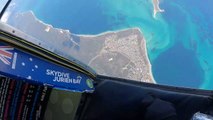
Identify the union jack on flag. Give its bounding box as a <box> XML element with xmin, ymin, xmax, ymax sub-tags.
<box><xmin>0</xmin><ymin>46</ymin><xmax>14</xmax><ymax>65</ymax></box>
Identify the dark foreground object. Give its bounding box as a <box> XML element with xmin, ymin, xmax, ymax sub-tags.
<box><xmin>80</xmin><ymin>76</ymin><xmax>213</xmax><ymax>120</ymax></box>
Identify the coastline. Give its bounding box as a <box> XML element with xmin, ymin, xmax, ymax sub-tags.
<box><xmin>137</xmin><ymin>28</ymin><xmax>156</xmax><ymax>83</ymax></box>
<box><xmin>85</xmin><ymin>28</ymin><xmax>156</xmax><ymax>83</ymax></box>
<box><xmin>78</xmin><ymin>27</ymin><xmax>156</xmax><ymax>83</ymax></box>
<box><xmin>12</xmin><ymin>11</ymin><xmax>156</xmax><ymax>84</ymax></box>
<box><xmin>74</xmin><ymin>27</ymin><xmax>136</xmax><ymax>37</ymax></box>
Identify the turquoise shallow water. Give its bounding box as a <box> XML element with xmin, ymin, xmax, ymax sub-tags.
<box><xmin>10</xmin><ymin>0</ymin><xmax>213</xmax><ymax>89</ymax></box>
<box><xmin>159</xmin><ymin>0</ymin><xmax>213</xmax><ymax>89</ymax></box>
<box><xmin>98</xmin><ymin>0</ymin><xmax>213</xmax><ymax>89</ymax></box>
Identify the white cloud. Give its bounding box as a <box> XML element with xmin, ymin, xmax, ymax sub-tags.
<box><xmin>45</xmin><ymin>26</ymin><xmax>51</xmax><ymax>32</ymax></box>
<box><xmin>1</xmin><ymin>11</ymin><xmax>11</xmax><ymax>22</ymax></box>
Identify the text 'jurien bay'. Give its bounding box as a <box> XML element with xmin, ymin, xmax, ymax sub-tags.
<box><xmin>46</xmin><ymin>69</ymin><xmax>81</xmax><ymax>84</ymax></box>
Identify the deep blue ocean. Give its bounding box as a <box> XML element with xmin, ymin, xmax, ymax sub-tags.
<box><xmin>13</xmin><ymin>0</ymin><xmax>213</xmax><ymax>90</ymax></box>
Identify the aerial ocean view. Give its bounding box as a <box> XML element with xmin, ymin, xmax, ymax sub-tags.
<box><xmin>8</xmin><ymin>0</ymin><xmax>213</xmax><ymax>90</ymax></box>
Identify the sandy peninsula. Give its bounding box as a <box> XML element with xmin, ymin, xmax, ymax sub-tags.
<box><xmin>152</xmin><ymin>0</ymin><xmax>165</xmax><ymax>18</ymax></box>
<box><xmin>9</xmin><ymin>11</ymin><xmax>156</xmax><ymax>83</ymax></box>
